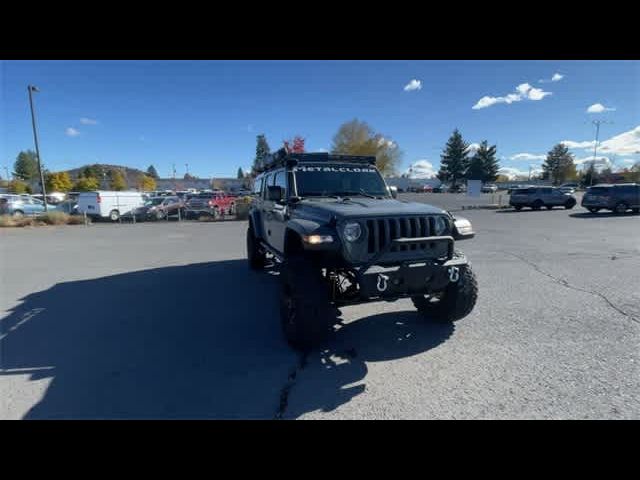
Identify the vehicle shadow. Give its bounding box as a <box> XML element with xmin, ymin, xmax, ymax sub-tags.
<box><xmin>1</xmin><ymin>260</ymin><xmax>452</xmax><ymax>419</ymax></box>
<box><xmin>569</xmin><ymin>211</ymin><xmax>640</xmax><ymax>219</ymax></box>
<box><xmin>282</xmin><ymin>312</ymin><xmax>454</xmax><ymax>419</ymax></box>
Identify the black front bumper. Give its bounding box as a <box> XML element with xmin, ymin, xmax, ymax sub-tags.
<box><xmin>355</xmin><ymin>236</ymin><xmax>467</xmax><ymax>301</ymax></box>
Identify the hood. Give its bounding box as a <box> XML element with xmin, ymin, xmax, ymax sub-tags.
<box><xmin>295</xmin><ymin>197</ymin><xmax>446</xmax><ymax>220</ymax></box>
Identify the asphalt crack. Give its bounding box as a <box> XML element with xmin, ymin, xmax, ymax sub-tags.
<box><xmin>507</xmin><ymin>252</ymin><xmax>639</xmax><ymax>324</ymax></box>
<box><xmin>275</xmin><ymin>352</ymin><xmax>308</xmax><ymax>419</ymax></box>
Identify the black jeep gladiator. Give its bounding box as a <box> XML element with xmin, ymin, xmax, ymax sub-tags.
<box><xmin>247</xmin><ymin>150</ymin><xmax>477</xmax><ymax>350</ymax></box>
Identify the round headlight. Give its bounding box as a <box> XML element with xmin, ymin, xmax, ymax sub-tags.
<box><xmin>343</xmin><ymin>222</ymin><xmax>362</xmax><ymax>242</ymax></box>
<box><xmin>434</xmin><ymin>216</ymin><xmax>449</xmax><ymax>236</ymax></box>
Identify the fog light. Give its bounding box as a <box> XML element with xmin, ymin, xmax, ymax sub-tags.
<box><xmin>304</xmin><ymin>235</ymin><xmax>334</xmax><ymax>244</ymax></box>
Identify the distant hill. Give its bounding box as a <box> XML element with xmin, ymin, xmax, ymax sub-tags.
<box><xmin>62</xmin><ymin>164</ymin><xmax>247</xmax><ymax>191</ymax></box>
<box><xmin>65</xmin><ymin>164</ymin><xmax>149</xmax><ymax>188</ymax></box>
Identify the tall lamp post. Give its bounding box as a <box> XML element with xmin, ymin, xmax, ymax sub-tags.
<box><xmin>28</xmin><ymin>85</ymin><xmax>48</xmax><ymax>211</ymax></box>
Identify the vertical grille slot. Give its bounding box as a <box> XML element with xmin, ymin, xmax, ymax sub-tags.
<box><xmin>366</xmin><ymin>220</ymin><xmax>375</xmax><ymax>253</ymax></box>
<box><xmin>364</xmin><ymin>216</ymin><xmax>435</xmax><ymax>256</ymax></box>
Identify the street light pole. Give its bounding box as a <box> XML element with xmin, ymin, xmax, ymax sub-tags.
<box><xmin>590</xmin><ymin>120</ymin><xmax>601</xmax><ymax>187</ymax></box>
<box><xmin>28</xmin><ymin>85</ymin><xmax>48</xmax><ymax>211</ymax></box>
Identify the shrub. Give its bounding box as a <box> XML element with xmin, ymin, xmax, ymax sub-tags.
<box><xmin>1</xmin><ymin>212</ymin><xmax>86</xmax><ymax>227</ymax></box>
<box><xmin>67</xmin><ymin>215</ymin><xmax>87</xmax><ymax>225</ymax></box>
<box><xmin>0</xmin><ymin>215</ymin><xmax>35</xmax><ymax>227</ymax></box>
<box><xmin>37</xmin><ymin>211</ymin><xmax>70</xmax><ymax>225</ymax></box>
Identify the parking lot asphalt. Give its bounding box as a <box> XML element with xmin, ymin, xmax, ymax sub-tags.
<box><xmin>1</xmin><ymin>202</ymin><xmax>639</xmax><ymax>419</ymax></box>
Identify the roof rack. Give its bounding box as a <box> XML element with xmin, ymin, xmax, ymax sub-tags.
<box><xmin>259</xmin><ymin>148</ymin><xmax>376</xmax><ymax>173</ymax></box>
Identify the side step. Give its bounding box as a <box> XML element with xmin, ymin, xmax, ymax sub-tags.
<box><xmin>259</xmin><ymin>241</ymin><xmax>285</xmax><ymax>263</ymax></box>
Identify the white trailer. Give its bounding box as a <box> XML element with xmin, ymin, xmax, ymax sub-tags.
<box><xmin>77</xmin><ymin>191</ymin><xmax>145</xmax><ymax>221</ymax></box>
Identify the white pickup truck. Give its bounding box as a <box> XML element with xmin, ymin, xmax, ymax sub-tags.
<box><xmin>77</xmin><ymin>191</ymin><xmax>145</xmax><ymax>221</ymax></box>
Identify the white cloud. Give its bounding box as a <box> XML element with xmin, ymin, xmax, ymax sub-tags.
<box><xmin>599</xmin><ymin>126</ymin><xmax>640</xmax><ymax>155</ymax></box>
<box><xmin>498</xmin><ymin>167</ymin><xmax>542</xmax><ymax>180</ymax></box>
<box><xmin>405</xmin><ymin>160</ymin><xmax>436</xmax><ymax>179</ymax></box>
<box><xmin>79</xmin><ymin>117</ymin><xmax>98</xmax><ymax>125</ymax></box>
<box><xmin>561</xmin><ymin>140</ymin><xmax>596</xmax><ymax>149</ymax></box>
<box><xmin>574</xmin><ymin>156</ymin><xmax>613</xmax><ymax>172</ymax></box>
<box><xmin>539</xmin><ymin>73</ymin><xmax>564</xmax><ymax>83</ymax></box>
<box><xmin>472</xmin><ymin>82</ymin><xmax>551</xmax><ymax>109</ymax></box>
<box><xmin>587</xmin><ymin>103</ymin><xmax>616</xmax><ymax>113</ymax></box>
<box><xmin>563</xmin><ymin>126</ymin><xmax>640</xmax><ymax>156</ymax></box>
<box><xmin>403</xmin><ymin>79</ymin><xmax>422</xmax><ymax>92</ymax></box>
<box><xmin>65</xmin><ymin>127</ymin><xmax>80</xmax><ymax>137</ymax></box>
<box><xmin>465</xmin><ymin>143</ymin><xmax>481</xmax><ymax>154</ymax></box>
<box><xmin>510</xmin><ymin>153</ymin><xmax>546</xmax><ymax>161</ymax></box>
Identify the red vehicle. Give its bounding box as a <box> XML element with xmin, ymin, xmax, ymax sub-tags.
<box><xmin>185</xmin><ymin>192</ymin><xmax>236</xmax><ymax>219</ymax></box>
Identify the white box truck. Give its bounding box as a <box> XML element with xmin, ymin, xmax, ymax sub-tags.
<box><xmin>77</xmin><ymin>191</ymin><xmax>145</xmax><ymax>221</ymax></box>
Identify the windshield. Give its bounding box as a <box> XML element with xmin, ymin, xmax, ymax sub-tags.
<box><xmin>145</xmin><ymin>198</ymin><xmax>165</xmax><ymax>206</ymax></box>
<box><xmin>293</xmin><ymin>164</ymin><xmax>388</xmax><ymax>197</ymax></box>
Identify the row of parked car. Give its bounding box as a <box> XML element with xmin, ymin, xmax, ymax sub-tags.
<box><xmin>508</xmin><ymin>183</ymin><xmax>639</xmax><ymax>214</ymax></box>
<box><xmin>0</xmin><ymin>189</ymin><xmax>244</xmax><ymax>221</ymax></box>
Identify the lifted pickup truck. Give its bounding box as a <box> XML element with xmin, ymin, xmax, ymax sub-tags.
<box><xmin>246</xmin><ymin>149</ymin><xmax>477</xmax><ymax>350</ymax></box>
<box><xmin>184</xmin><ymin>192</ymin><xmax>235</xmax><ymax>219</ymax></box>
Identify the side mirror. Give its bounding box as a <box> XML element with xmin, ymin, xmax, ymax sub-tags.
<box><xmin>388</xmin><ymin>186</ymin><xmax>398</xmax><ymax>199</ymax></box>
<box><xmin>267</xmin><ymin>185</ymin><xmax>284</xmax><ymax>202</ymax></box>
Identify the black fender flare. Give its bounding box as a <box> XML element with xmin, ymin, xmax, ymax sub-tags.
<box><xmin>249</xmin><ymin>209</ymin><xmax>264</xmax><ymax>239</ymax></box>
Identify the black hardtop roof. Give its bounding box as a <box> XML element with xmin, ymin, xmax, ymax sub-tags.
<box><xmin>259</xmin><ymin>148</ymin><xmax>376</xmax><ymax>173</ymax></box>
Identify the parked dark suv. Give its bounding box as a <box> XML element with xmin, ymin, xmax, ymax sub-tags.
<box><xmin>246</xmin><ymin>149</ymin><xmax>477</xmax><ymax>351</ymax></box>
<box><xmin>509</xmin><ymin>186</ymin><xmax>577</xmax><ymax>211</ymax></box>
<box><xmin>581</xmin><ymin>183</ymin><xmax>640</xmax><ymax>214</ymax></box>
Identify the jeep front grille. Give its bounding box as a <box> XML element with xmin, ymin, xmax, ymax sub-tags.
<box><xmin>365</xmin><ymin>216</ymin><xmax>435</xmax><ymax>254</ymax></box>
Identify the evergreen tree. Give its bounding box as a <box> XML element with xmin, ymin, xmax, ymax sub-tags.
<box><xmin>466</xmin><ymin>141</ymin><xmax>499</xmax><ymax>182</ymax></box>
<box><xmin>542</xmin><ymin>144</ymin><xmax>576</xmax><ymax>185</ymax></box>
<box><xmin>237</xmin><ymin>167</ymin><xmax>245</xmax><ymax>179</ymax></box>
<box><xmin>437</xmin><ymin>129</ymin><xmax>470</xmax><ymax>187</ymax></box>
<box><xmin>82</xmin><ymin>165</ymin><xmax>103</xmax><ymax>179</ymax></box>
<box><xmin>13</xmin><ymin>150</ymin><xmax>39</xmax><ymax>181</ymax></box>
<box><xmin>252</xmin><ymin>135</ymin><xmax>271</xmax><ymax>176</ymax></box>
<box><xmin>146</xmin><ymin>165</ymin><xmax>159</xmax><ymax>179</ymax></box>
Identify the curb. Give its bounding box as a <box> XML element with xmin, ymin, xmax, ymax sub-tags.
<box><xmin>461</xmin><ymin>204</ymin><xmax>510</xmax><ymax>210</ymax></box>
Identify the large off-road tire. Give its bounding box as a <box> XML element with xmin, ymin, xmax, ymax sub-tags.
<box><xmin>109</xmin><ymin>209</ymin><xmax>120</xmax><ymax>222</ymax></box>
<box><xmin>564</xmin><ymin>198</ymin><xmax>576</xmax><ymax>209</ymax></box>
<box><xmin>246</xmin><ymin>225</ymin><xmax>265</xmax><ymax>270</ymax></box>
<box><xmin>279</xmin><ymin>255</ymin><xmax>335</xmax><ymax>351</ymax></box>
<box><xmin>412</xmin><ymin>264</ymin><xmax>478</xmax><ymax>323</ymax></box>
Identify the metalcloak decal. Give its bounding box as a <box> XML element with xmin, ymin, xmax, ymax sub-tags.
<box><xmin>293</xmin><ymin>166</ymin><xmax>377</xmax><ymax>173</ymax></box>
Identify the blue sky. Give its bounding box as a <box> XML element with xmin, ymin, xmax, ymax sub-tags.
<box><xmin>2</xmin><ymin>60</ymin><xmax>638</xmax><ymax>179</ymax></box>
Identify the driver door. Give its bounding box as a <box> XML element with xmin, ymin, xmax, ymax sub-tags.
<box><xmin>264</xmin><ymin>169</ymin><xmax>288</xmax><ymax>253</ymax></box>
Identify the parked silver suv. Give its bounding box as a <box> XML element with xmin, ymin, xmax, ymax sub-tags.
<box><xmin>581</xmin><ymin>183</ymin><xmax>640</xmax><ymax>214</ymax></box>
<box><xmin>509</xmin><ymin>187</ymin><xmax>577</xmax><ymax>211</ymax></box>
